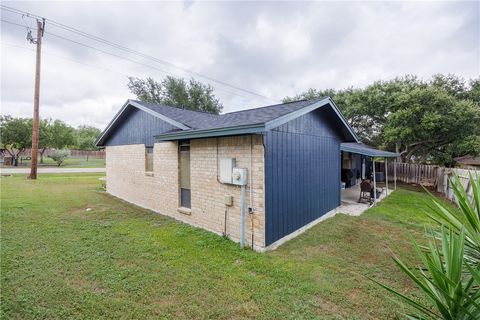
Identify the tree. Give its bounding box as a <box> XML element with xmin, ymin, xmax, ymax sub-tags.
<box><xmin>48</xmin><ymin>149</ymin><xmax>70</xmax><ymax>167</ymax></box>
<box><xmin>74</xmin><ymin>125</ymin><xmax>101</xmax><ymax>151</ymax></box>
<box><xmin>38</xmin><ymin>119</ymin><xmax>52</xmax><ymax>164</ymax></box>
<box><xmin>284</xmin><ymin>74</ymin><xmax>480</xmax><ymax>165</ymax></box>
<box><xmin>0</xmin><ymin>116</ymin><xmax>76</xmax><ymax>166</ymax></box>
<box><xmin>73</xmin><ymin>125</ymin><xmax>101</xmax><ymax>161</ymax></box>
<box><xmin>38</xmin><ymin>119</ymin><xmax>75</xmax><ymax>164</ymax></box>
<box><xmin>49</xmin><ymin>120</ymin><xmax>75</xmax><ymax>150</ymax></box>
<box><xmin>467</xmin><ymin>78</ymin><xmax>480</xmax><ymax>102</ymax></box>
<box><xmin>383</xmin><ymin>85</ymin><xmax>479</xmax><ymax>164</ymax></box>
<box><xmin>127</xmin><ymin>76</ymin><xmax>223</xmax><ymax>114</ymax></box>
<box><xmin>0</xmin><ymin>116</ymin><xmax>32</xmax><ymax>166</ymax></box>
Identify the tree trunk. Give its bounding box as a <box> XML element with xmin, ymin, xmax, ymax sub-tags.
<box><xmin>12</xmin><ymin>148</ymin><xmax>25</xmax><ymax>167</ymax></box>
<box><xmin>40</xmin><ymin>148</ymin><xmax>46</xmax><ymax>164</ymax></box>
<box><xmin>13</xmin><ymin>155</ymin><xmax>19</xmax><ymax>166</ymax></box>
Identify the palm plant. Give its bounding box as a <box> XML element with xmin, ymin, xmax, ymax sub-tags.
<box><xmin>375</xmin><ymin>172</ymin><xmax>480</xmax><ymax>319</ymax></box>
<box><xmin>376</xmin><ymin>227</ymin><xmax>480</xmax><ymax>319</ymax></box>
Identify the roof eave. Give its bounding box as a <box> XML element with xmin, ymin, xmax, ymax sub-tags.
<box><xmin>155</xmin><ymin>123</ymin><xmax>265</xmax><ymax>141</ymax></box>
<box><xmin>328</xmin><ymin>98</ymin><xmax>360</xmax><ymax>142</ymax></box>
<box><xmin>129</xmin><ymin>101</ymin><xmax>190</xmax><ymax>130</ymax></box>
<box><xmin>95</xmin><ymin>100</ymin><xmax>131</xmax><ymax>147</ymax></box>
<box><xmin>95</xmin><ymin>99</ymin><xmax>191</xmax><ymax>147</ymax></box>
<box><xmin>340</xmin><ymin>144</ymin><xmax>400</xmax><ymax>158</ymax></box>
<box><xmin>264</xmin><ymin>97</ymin><xmax>360</xmax><ymax>142</ymax></box>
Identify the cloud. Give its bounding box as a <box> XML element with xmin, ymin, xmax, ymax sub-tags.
<box><xmin>1</xmin><ymin>1</ymin><xmax>478</xmax><ymax>129</ymax></box>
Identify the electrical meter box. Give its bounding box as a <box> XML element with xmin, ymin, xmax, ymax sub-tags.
<box><xmin>219</xmin><ymin>158</ymin><xmax>235</xmax><ymax>184</ymax></box>
<box><xmin>232</xmin><ymin>168</ymin><xmax>247</xmax><ymax>186</ymax></box>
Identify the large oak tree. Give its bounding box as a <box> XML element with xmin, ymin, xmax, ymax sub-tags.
<box><xmin>284</xmin><ymin>74</ymin><xmax>480</xmax><ymax>165</ymax></box>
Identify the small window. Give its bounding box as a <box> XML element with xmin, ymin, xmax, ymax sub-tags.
<box><xmin>179</xmin><ymin>140</ymin><xmax>191</xmax><ymax>208</ymax></box>
<box><xmin>145</xmin><ymin>147</ymin><xmax>154</xmax><ymax>172</ymax></box>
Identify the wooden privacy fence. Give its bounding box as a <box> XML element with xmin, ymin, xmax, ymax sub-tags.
<box><xmin>393</xmin><ymin>162</ymin><xmax>440</xmax><ymax>186</ymax></box>
<box><xmin>69</xmin><ymin>150</ymin><xmax>105</xmax><ymax>159</ymax></box>
<box><xmin>19</xmin><ymin>148</ymin><xmax>105</xmax><ymax>159</ymax></box>
<box><xmin>436</xmin><ymin>168</ymin><xmax>479</xmax><ymax>204</ymax></box>
<box><xmin>388</xmin><ymin>162</ymin><xmax>479</xmax><ymax>204</ymax></box>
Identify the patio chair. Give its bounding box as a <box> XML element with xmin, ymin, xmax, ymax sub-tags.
<box><xmin>359</xmin><ymin>180</ymin><xmax>373</xmax><ymax>204</ymax></box>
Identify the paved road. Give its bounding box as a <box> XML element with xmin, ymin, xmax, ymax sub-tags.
<box><xmin>0</xmin><ymin>167</ymin><xmax>106</xmax><ymax>174</ymax></box>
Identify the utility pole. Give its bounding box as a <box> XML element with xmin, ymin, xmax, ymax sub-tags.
<box><xmin>28</xmin><ymin>18</ymin><xmax>45</xmax><ymax>180</ymax></box>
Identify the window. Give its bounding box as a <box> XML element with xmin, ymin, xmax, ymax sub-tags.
<box><xmin>145</xmin><ymin>147</ymin><xmax>154</xmax><ymax>172</ymax></box>
<box><xmin>179</xmin><ymin>140</ymin><xmax>191</xmax><ymax>208</ymax></box>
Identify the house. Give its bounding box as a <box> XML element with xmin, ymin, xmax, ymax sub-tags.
<box><xmin>454</xmin><ymin>155</ymin><xmax>480</xmax><ymax>169</ymax></box>
<box><xmin>95</xmin><ymin>97</ymin><xmax>398</xmax><ymax>251</ymax></box>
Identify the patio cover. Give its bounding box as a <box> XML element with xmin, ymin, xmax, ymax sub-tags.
<box><xmin>340</xmin><ymin>142</ymin><xmax>399</xmax><ymax>158</ymax></box>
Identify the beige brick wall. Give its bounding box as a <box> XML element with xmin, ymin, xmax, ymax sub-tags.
<box><xmin>105</xmin><ymin>134</ymin><xmax>265</xmax><ymax>249</ymax></box>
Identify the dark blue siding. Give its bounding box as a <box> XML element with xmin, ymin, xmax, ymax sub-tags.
<box><xmin>264</xmin><ymin>109</ymin><xmax>343</xmax><ymax>245</ymax></box>
<box><xmin>104</xmin><ymin>107</ymin><xmax>177</xmax><ymax>147</ymax></box>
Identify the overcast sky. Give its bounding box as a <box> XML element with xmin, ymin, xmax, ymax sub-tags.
<box><xmin>1</xmin><ymin>1</ymin><xmax>479</xmax><ymax>129</ymax></box>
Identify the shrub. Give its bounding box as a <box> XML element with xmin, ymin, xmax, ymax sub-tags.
<box><xmin>48</xmin><ymin>149</ymin><xmax>70</xmax><ymax>167</ymax></box>
<box><xmin>375</xmin><ymin>173</ymin><xmax>480</xmax><ymax>319</ymax></box>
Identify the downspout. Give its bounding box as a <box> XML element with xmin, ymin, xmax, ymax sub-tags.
<box><xmin>249</xmin><ymin>135</ymin><xmax>254</xmax><ymax>249</ymax></box>
<box><xmin>240</xmin><ymin>184</ymin><xmax>246</xmax><ymax>248</ymax></box>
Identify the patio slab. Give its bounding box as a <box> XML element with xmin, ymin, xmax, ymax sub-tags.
<box><xmin>337</xmin><ymin>185</ymin><xmax>393</xmax><ymax>216</ymax></box>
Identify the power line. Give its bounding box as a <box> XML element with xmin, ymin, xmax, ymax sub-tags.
<box><xmin>2</xmin><ymin>42</ymin><xmax>129</xmax><ymax>77</ymax></box>
<box><xmin>1</xmin><ymin>18</ymin><xmax>36</xmax><ymax>30</ymax></box>
<box><xmin>1</xmin><ymin>18</ymin><xmax>259</xmax><ymax>101</ymax></box>
<box><xmin>4</xmin><ymin>5</ymin><xmax>274</xmax><ymax>100</ymax></box>
<box><xmin>0</xmin><ymin>5</ymin><xmax>279</xmax><ymax>102</ymax></box>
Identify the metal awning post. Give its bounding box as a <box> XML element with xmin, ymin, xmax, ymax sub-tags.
<box><xmin>394</xmin><ymin>158</ymin><xmax>397</xmax><ymax>190</ymax></box>
<box><xmin>372</xmin><ymin>158</ymin><xmax>377</xmax><ymax>205</ymax></box>
<box><xmin>361</xmin><ymin>157</ymin><xmax>366</xmax><ymax>180</ymax></box>
<box><xmin>385</xmin><ymin>157</ymin><xmax>388</xmax><ymax>195</ymax></box>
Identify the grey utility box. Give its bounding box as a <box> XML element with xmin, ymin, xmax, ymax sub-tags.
<box><xmin>219</xmin><ymin>158</ymin><xmax>235</xmax><ymax>184</ymax></box>
<box><xmin>232</xmin><ymin>168</ymin><xmax>247</xmax><ymax>186</ymax></box>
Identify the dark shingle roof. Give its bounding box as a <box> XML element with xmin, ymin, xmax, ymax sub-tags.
<box><xmin>135</xmin><ymin>98</ymin><xmax>326</xmax><ymax>131</ymax></box>
<box><xmin>131</xmin><ymin>100</ymin><xmax>221</xmax><ymax>129</ymax></box>
<box><xmin>96</xmin><ymin>97</ymin><xmax>359</xmax><ymax>146</ymax></box>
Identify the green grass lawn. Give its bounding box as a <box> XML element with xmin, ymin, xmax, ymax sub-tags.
<box><xmin>1</xmin><ymin>174</ymin><xmax>449</xmax><ymax>319</ymax></box>
<box><xmin>4</xmin><ymin>157</ymin><xmax>105</xmax><ymax>168</ymax></box>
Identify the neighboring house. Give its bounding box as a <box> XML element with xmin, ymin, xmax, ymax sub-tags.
<box><xmin>454</xmin><ymin>155</ymin><xmax>480</xmax><ymax>169</ymax></box>
<box><xmin>96</xmin><ymin>97</ymin><xmax>397</xmax><ymax>251</ymax></box>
